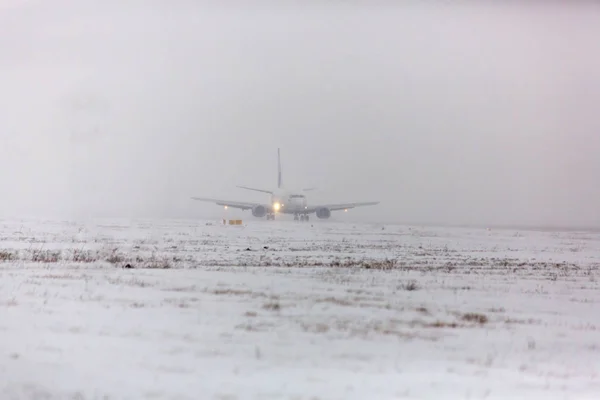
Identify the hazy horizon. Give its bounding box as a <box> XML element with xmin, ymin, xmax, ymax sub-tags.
<box><xmin>1</xmin><ymin>1</ymin><xmax>599</xmax><ymax>228</ymax></box>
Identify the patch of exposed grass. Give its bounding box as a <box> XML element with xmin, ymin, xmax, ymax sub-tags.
<box><xmin>36</xmin><ymin>274</ymin><xmax>80</xmax><ymax>280</ymax></box>
<box><xmin>461</xmin><ymin>312</ymin><xmax>489</xmax><ymax>324</ymax></box>
<box><xmin>71</xmin><ymin>248</ymin><xmax>96</xmax><ymax>263</ymax></box>
<box><xmin>316</xmin><ymin>297</ymin><xmax>354</xmax><ymax>307</ymax></box>
<box><xmin>300</xmin><ymin>322</ymin><xmax>330</xmax><ymax>333</ymax></box>
<box><xmin>212</xmin><ymin>289</ymin><xmax>254</xmax><ymax>296</ymax></box>
<box><xmin>398</xmin><ymin>280</ymin><xmax>420</xmax><ymax>291</ymax></box>
<box><xmin>164</xmin><ymin>285</ymin><xmax>197</xmax><ymax>292</ymax></box>
<box><xmin>144</xmin><ymin>258</ymin><xmax>174</xmax><ymax>269</ymax></box>
<box><xmin>31</xmin><ymin>249</ymin><xmax>61</xmax><ymax>263</ymax></box>
<box><xmin>262</xmin><ymin>301</ymin><xmax>281</xmax><ymax>311</ymax></box>
<box><xmin>105</xmin><ymin>248</ymin><xmax>126</xmax><ymax>264</ymax></box>
<box><xmin>0</xmin><ymin>250</ymin><xmax>16</xmax><ymax>261</ymax></box>
<box><xmin>426</xmin><ymin>321</ymin><xmax>460</xmax><ymax>328</ymax></box>
<box><xmin>209</xmin><ymin>288</ymin><xmax>278</xmax><ymax>302</ymax></box>
<box><xmin>106</xmin><ymin>276</ymin><xmax>152</xmax><ymax>288</ymax></box>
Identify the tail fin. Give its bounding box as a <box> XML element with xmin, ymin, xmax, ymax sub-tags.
<box><xmin>277</xmin><ymin>148</ymin><xmax>282</xmax><ymax>188</ymax></box>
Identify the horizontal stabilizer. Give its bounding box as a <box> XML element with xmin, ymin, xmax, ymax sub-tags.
<box><xmin>236</xmin><ymin>185</ymin><xmax>273</xmax><ymax>194</ymax></box>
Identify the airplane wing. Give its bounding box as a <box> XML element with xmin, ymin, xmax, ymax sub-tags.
<box><xmin>190</xmin><ymin>197</ymin><xmax>266</xmax><ymax>211</ymax></box>
<box><xmin>306</xmin><ymin>201</ymin><xmax>380</xmax><ymax>212</ymax></box>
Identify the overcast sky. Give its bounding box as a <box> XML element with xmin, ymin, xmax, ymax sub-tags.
<box><xmin>1</xmin><ymin>1</ymin><xmax>599</xmax><ymax>227</ymax></box>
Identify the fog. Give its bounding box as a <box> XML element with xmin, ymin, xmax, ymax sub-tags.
<box><xmin>1</xmin><ymin>1</ymin><xmax>599</xmax><ymax>227</ymax></box>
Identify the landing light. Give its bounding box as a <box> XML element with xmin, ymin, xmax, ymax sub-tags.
<box><xmin>273</xmin><ymin>202</ymin><xmax>281</xmax><ymax>211</ymax></box>
<box><xmin>224</xmin><ymin>206</ymin><xmax>228</xmax><ymax>210</ymax></box>
<box><xmin>344</xmin><ymin>209</ymin><xmax>348</xmax><ymax>212</ymax></box>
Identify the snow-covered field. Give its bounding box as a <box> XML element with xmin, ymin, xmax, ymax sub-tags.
<box><xmin>1</xmin><ymin>218</ymin><xmax>600</xmax><ymax>399</ymax></box>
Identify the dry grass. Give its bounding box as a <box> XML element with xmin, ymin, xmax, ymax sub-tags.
<box><xmin>0</xmin><ymin>251</ymin><xmax>16</xmax><ymax>261</ymax></box>
<box><xmin>106</xmin><ymin>276</ymin><xmax>153</xmax><ymax>288</ymax></box>
<box><xmin>31</xmin><ymin>249</ymin><xmax>61</xmax><ymax>263</ymax></box>
<box><xmin>105</xmin><ymin>248</ymin><xmax>126</xmax><ymax>264</ymax></box>
<box><xmin>398</xmin><ymin>280</ymin><xmax>420</xmax><ymax>291</ymax></box>
<box><xmin>209</xmin><ymin>288</ymin><xmax>280</xmax><ymax>302</ymax></box>
<box><xmin>262</xmin><ymin>301</ymin><xmax>281</xmax><ymax>311</ymax></box>
<box><xmin>425</xmin><ymin>321</ymin><xmax>461</xmax><ymax>329</ymax></box>
<box><xmin>35</xmin><ymin>273</ymin><xmax>81</xmax><ymax>280</ymax></box>
<box><xmin>164</xmin><ymin>285</ymin><xmax>197</xmax><ymax>292</ymax></box>
<box><xmin>0</xmin><ymin>239</ymin><xmax>596</xmax><ymax>285</ymax></box>
<box><xmin>300</xmin><ymin>322</ymin><xmax>331</xmax><ymax>333</ymax></box>
<box><xmin>71</xmin><ymin>248</ymin><xmax>96</xmax><ymax>263</ymax></box>
<box><xmin>316</xmin><ymin>297</ymin><xmax>355</xmax><ymax>307</ymax></box>
<box><xmin>0</xmin><ymin>245</ymin><xmax>181</xmax><ymax>269</ymax></box>
<box><xmin>212</xmin><ymin>289</ymin><xmax>255</xmax><ymax>296</ymax></box>
<box><xmin>461</xmin><ymin>313</ymin><xmax>489</xmax><ymax>324</ymax></box>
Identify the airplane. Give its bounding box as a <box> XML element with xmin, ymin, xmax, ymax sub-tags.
<box><xmin>191</xmin><ymin>149</ymin><xmax>379</xmax><ymax>221</ymax></box>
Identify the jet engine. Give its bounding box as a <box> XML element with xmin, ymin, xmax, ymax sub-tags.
<box><xmin>315</xmin><ymin>207</ymin><xmax>331</xmax><ymax>219</ymax></box>
<box><xmin>252</xmin><ymin>205</ymin><xmax>268</xmax><ymax>218</ymax></box>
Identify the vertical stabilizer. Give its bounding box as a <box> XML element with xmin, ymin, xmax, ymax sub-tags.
<box><xmin>277</xmin><ymin>148</ymin><xmax>282</xmax><ymax>188</ymax></box>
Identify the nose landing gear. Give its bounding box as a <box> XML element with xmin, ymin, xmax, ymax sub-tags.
<box><xmin>294</xmin><ymin>214</ymin><xmax>309</xmax><ymax>222</ymax></box>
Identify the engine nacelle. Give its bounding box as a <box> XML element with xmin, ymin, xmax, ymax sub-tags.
<box><xmin>315</xmin><ymin>207</ymin><xmax>331</xmax><ymax>219</ymax></box>
<box><xmin>252</xmin><ymin>205</ymin><xmax>267</xmax><ymax>218</ymax></box>
<box><xmin>252</xmin><ymin>206</ymin><xmax>267</xmax><ymax>218</ymax></box>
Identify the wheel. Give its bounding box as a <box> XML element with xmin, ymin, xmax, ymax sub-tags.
<box><xmin>294</xmin><ymin>214</ymin><xmax>299</xmax><ymax>221</ymax></box>
<box><xmin>305</xmin><ymin>215</ymin><xmax>309</xmax><ymax>222</ymax></box>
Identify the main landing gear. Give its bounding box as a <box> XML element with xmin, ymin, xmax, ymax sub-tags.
<box><xmin>294</xmin><ymin>214</ymin><xmax>309</xmax><ymax>222</ymax></box>
<box><xmin>266</xmin><ymin>214</ymin><xmax>275</xmax><ymax>220</ymax></box>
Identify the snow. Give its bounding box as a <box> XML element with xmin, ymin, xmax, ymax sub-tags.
<box><xmin>1</xmin><ymin>218</ymin><xmax>600</xmax><ymax>399</ymax></box>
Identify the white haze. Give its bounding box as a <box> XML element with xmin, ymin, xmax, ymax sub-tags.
<box><xmin>1</xmin><ymin>1</ymin><xmax>599</xmax><ymax>227</ymax></box>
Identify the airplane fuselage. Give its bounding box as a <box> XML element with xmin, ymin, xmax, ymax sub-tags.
<box><xmin>270</xmin><ymin>188</ymin><xmax>308</xmax><ymax>214</ymax></box>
